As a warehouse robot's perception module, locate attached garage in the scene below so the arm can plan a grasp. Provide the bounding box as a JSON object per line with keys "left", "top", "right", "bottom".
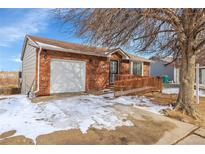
{"left": 50, "top": 59, "right": 86, "bottom": 94}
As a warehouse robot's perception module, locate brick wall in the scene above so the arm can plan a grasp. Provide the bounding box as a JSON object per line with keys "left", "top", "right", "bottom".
{"left": 143, "top": 62, "right": 150, "bottom": 76}
{"left": 120, "top": 60, "right": 130, "bottom": 74}
{"left": 36, "top": 49, "right": 109, "bottom": 96}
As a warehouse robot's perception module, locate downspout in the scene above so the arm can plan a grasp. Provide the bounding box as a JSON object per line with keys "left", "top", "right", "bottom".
{"left": 33, "top": 47, "right": 42, "bottom": 95}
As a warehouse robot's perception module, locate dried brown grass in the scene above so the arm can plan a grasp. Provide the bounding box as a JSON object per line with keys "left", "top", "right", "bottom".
{"left": 142, "top": 92, "right": 205, "bottom": 128}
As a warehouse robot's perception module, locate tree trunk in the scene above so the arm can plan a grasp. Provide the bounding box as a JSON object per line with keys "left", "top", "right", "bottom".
{"left": 175, "top": 54, "right": 197, "bottom": 117}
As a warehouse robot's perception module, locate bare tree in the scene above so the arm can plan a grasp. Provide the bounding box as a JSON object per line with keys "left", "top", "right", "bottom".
{"left": 56, "top": 8, "right": 205, "bottom": 117}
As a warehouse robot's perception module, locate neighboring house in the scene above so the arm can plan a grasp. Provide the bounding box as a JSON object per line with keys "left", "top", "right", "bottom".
{"left": 198, "top": 53, "right": 205, "bottom": 85}
{"left": 21, "top": 35, "right": 152, "bottom": 96}
{"left": 150, "top": 56, "right": 180, "bottom": 83}
{"left": 199, "top": 68, "right": 205, "bottom": 85}
{"left": 150, "top": 56, "right": 205, "bottom": 85}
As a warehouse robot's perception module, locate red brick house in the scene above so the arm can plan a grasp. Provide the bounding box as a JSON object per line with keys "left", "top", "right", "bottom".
{"left": 21, "top": 35, "right": 152, "bottom": 96}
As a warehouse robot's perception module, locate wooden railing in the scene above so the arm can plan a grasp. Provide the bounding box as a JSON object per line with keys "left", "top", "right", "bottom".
{"left": 115, "top": 74, "right": 141, "bottom": 80}
{"left": 114, "top": 75, "right": 163, "bottom": 96}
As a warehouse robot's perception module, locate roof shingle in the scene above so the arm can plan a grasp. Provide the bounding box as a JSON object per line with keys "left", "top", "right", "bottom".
{"left": 24, "top": 35, "right": 151, "bottom": 63}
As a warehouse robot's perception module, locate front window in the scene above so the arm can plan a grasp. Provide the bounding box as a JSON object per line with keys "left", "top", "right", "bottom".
{"left": 199, "top": 68, "right": 205, "bottom": 84}
{"left": 133, "top": 62, "right": 143, "bottom": 76}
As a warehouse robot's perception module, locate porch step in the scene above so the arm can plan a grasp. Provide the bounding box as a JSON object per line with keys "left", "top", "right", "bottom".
{"left": 101, "top": 88, "right": 114, "bottom": 93}
{"left": 88, "top": 88, "right": 114, "bottom": 96}
{"left": 105, "top": 85, "right": 115, "bottom": 90}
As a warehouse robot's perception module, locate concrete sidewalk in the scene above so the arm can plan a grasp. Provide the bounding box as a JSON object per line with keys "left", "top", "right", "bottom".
{"left": 176, "top": 128, "right": 205, "bottom": 144}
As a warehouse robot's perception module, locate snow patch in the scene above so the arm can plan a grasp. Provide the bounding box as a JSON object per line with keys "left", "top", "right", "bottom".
{"left": 162, "top": 87, "right": 205, "bottom": 97}
{"left": 110, "top": 96, "right": 171, "bottom": 114}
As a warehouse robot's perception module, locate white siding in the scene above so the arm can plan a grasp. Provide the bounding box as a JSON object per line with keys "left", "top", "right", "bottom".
{"left": 21, "top": 40, "right": 37, "bottom": 94}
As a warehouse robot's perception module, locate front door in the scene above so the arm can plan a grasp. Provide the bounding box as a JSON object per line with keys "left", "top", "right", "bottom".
{"left": 110, "top": 61, "right": 118, "bottom": 84}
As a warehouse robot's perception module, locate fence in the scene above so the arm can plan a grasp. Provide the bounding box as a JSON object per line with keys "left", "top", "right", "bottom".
{"left": 0, "top": 72, "right": 20, "bottom": 88}
{"left": 114, "top": 75, "right": 163, "bottom": 97}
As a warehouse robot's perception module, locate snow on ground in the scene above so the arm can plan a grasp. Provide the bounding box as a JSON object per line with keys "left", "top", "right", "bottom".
{"left": 162, "top": 87, "right": 205, "bottom": 97}
{"left": 0, "top": 94, "right": 170, "bottom": 142}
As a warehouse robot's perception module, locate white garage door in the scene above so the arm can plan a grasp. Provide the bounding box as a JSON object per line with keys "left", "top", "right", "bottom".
{"left": 50, "top": 59, "right": 86, "bottom": 94}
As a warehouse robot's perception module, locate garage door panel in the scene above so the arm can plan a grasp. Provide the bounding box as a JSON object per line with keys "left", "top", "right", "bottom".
{"left": 50, "top": 59, "right": 86, "bottom": 94}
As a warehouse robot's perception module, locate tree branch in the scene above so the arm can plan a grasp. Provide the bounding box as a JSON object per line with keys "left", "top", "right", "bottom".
{"left": 195, "top": 39, "right": 205, "bottom": 51}
{"left": 133, "top": 30, "right": 175, "bottom": 41}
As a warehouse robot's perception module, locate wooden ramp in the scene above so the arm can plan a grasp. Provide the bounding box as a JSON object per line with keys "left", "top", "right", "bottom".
{"left": 114, "top": 86, "right": 159, "bottom": 97}
{"left": 114, "top": 75, "right": 163, "bottom": 97}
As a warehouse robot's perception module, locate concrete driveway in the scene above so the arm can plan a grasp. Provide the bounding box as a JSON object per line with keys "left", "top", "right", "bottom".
{"left": 114, "top": 105, "right": 200, "bottom": 145}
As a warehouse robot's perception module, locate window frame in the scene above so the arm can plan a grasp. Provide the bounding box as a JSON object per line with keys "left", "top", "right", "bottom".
{"left": 132, "top": 61, "right": 143, "bottom": 76}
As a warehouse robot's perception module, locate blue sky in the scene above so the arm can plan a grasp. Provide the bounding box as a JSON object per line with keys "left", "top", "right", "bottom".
{"left": 0, "top": 8, "right": 83, "bottom": 71}
{"left": 0, "top": 8, "right": 148, "bottom": 71}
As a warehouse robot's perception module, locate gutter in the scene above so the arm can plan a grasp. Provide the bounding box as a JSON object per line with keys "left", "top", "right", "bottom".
{"left": 37, "top": 44, "right": 108, "bottom": 58}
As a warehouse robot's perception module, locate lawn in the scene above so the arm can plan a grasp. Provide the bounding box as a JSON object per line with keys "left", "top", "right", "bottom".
{"left": 144, "top": 88, "right": 205, "bottom": 127}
